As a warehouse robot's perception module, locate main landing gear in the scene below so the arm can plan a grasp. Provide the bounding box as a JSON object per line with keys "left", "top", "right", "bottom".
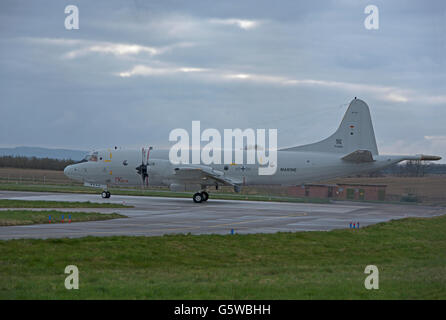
{"left": 193, "top": 191, "right": 209, "bottom": 203}
{"left": 101, "top": 191, "right": 111, "bottom": 199}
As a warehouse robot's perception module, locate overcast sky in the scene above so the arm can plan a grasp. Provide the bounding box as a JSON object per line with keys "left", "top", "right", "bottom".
{"left": 1, "top": 0, "right": 445, "bottom": 161}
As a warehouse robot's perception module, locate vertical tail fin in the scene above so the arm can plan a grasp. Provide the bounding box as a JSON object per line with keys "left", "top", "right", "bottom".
{"left": 281, "top": 98, "right": 379, "bottom": 155}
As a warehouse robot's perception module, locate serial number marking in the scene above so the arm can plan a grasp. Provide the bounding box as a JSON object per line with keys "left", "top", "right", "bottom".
{"left": 280, "top": 168, "right": 296, "bottom": 172}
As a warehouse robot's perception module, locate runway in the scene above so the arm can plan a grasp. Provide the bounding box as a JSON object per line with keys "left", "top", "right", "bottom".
{"left": 1, "top": 191, "right": 445, "bottom": 240}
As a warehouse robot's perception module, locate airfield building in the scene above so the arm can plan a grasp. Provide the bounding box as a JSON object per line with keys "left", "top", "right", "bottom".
{"left": 288, "top": 183, "right": 387, "bottom": 201}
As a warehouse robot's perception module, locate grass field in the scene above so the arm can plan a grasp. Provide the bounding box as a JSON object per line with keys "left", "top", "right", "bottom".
{"left": 0, "top": 167, "right": 75, "bottom": 185}
{"left": 0, "top": 210, "right": 125, "bottom": 226}
{"left": 0, "top": 215, "right": 445, "bottom": 299}
{"left": 0, "top": 199, "right": 132, "bottom": 208}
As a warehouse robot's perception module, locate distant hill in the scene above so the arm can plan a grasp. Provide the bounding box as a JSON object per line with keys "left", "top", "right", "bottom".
{"left": 0, "top": 147, "right": 87, "bottom": 161}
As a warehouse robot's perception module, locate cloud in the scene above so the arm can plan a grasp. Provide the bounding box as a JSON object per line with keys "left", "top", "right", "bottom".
{"left": 65, "top": 43, "right": 163, "bottom": 59}
{"left": 118, "top": 65, "right": 209, "bottom": 77}
{"left": 23, "top": 37, "right": 84, "bottom": 46}
{"left": 4, "top": 2, "right": 444, "bottom": 156}
{"left": 223, "top": 73, "right": 446, "bottom": 105}
{"left": 208, "top": 18, "right": 262, "bottom": 30}
{"left": 23, "top": 37, "right": 193, "bottom": 59}
{"left": 65, "top": 41, "right": 195, "bottom": 59}
{"left": 117, "top": 64, "right": 446, "bottom": 105}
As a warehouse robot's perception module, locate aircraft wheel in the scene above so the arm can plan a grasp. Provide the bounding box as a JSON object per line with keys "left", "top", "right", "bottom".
{"left": 106, "top": 191, "right": 111, "bottom": 198}
{"left": 201, "top": 191, "right": 209, "bottom": 202}
{"left": 193, "top": 192, "right": 203, "bottom": 203}
{"left": 101, "top": 191, "right": 108, "bottom": 199}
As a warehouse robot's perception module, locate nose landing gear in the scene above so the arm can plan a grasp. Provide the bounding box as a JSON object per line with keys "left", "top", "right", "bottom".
{"left": 193, "top": 191, "right": 209, "bottom": 203}
{"left": 101, "top": 191, "right": 111, "bottom": 199}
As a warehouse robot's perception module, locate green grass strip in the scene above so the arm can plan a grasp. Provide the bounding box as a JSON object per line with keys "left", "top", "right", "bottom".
{"left": 0, "top": 215, "right": 445, "bottom": 299}
{"left": 0, "top": 199, "right": 131, "bottom": 208}
{"left": 0, "top": 210, "right": 125, "bottom": 226}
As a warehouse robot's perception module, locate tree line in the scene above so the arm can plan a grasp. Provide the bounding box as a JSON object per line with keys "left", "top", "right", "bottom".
{"left": 0, "top": 156, "right": 76, "bottom": 171}
{"left": 380, "top": 161, "right": 446, "bottom": 176}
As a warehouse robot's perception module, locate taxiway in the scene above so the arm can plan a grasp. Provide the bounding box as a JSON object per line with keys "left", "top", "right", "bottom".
{"left": 0, "top": 191, "right": 444, "bottom": 240}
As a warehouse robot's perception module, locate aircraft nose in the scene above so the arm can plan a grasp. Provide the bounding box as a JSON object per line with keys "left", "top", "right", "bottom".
{"left": 64, "top": 165, "right": 73, "bottom": 178}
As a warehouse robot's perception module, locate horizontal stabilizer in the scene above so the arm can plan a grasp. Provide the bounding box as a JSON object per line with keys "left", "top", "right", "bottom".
{"left": 342, "top": 149, "right": 375, "bottom": 163}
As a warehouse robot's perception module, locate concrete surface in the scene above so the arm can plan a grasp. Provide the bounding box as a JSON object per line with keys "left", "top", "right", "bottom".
{"left": 0, "top": 191, "right": 445, "bottom": 240}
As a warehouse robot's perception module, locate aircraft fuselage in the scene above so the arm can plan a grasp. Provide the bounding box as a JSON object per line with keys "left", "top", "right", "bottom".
{"left": 64, "top": 148, "right": 405, "bottom": 188}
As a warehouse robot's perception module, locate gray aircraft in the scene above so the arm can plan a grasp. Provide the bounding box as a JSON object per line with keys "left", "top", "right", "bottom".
{"left": 64, "top": 98, "right": 441, "bottom": 202}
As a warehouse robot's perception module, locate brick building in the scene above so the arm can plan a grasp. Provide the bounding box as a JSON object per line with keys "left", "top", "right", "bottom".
{"left": 288, "top": 183, "right": 387, "bottom": 201}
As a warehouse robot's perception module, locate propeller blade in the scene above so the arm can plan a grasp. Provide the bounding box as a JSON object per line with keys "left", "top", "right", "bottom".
{"left": 136, "top": 147, "right": 149, "bottom": 187}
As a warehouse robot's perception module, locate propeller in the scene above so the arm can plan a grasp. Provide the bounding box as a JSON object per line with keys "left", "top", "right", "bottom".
{"left": 136, "top": 146, "right": 152, "bottom": 187}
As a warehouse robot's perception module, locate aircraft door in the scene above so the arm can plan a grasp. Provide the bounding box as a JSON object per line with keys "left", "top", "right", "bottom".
{"left": 102, "top": 149, "right": 113, "bottom": 183}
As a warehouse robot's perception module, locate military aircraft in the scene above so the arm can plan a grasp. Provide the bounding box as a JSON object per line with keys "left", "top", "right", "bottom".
{"left": 64, "top": 98, "right": 441, "bottom": 203}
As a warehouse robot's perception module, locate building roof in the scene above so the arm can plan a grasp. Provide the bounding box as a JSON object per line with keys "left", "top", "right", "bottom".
{"left": 336, "top": 183, "right": 387, "bottom": 187}
{"left": 293, "top": 183, "right": 387, "bottom": 188}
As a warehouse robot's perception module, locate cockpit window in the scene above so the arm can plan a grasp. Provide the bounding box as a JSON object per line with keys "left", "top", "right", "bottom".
{"left": 77, "top": 157, "right": 88, "bottom": 164}
{"left": 89, "top": 152, "right": 98, "bottom": 162}
{"left": 79, "top": 152, "right": 98, "bottom": 163}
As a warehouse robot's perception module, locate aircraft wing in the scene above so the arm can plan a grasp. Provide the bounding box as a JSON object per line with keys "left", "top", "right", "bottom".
{"left": 173, "top": 166, "right": 242, "bottom": 187}
{"left": 342, "top": 150, "right": 375, "bottom": 163}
